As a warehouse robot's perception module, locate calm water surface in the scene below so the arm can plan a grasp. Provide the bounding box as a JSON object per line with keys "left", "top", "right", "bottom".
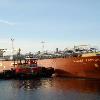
{"left": 0, "top": 77, "right": 100, "bottom": 100}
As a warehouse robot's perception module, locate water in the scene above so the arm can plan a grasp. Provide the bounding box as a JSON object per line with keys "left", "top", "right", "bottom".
{"left": 0, "top": 77, "right": 100, "bottom": 100}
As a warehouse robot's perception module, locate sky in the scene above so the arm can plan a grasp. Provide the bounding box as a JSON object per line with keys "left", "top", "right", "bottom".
{"left": 0, "top": 0, "right": 100, "bottom": 54}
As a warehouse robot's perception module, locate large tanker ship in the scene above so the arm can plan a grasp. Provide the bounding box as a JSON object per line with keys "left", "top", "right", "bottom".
{"left": 0, "top": 45, "right": 100, "bottom": 79}
{"left": 37, "top": 45, "right": 100, "bottom": 79}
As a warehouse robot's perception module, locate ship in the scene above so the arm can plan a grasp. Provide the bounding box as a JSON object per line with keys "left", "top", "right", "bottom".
{"left": 0, "top": 45, "right": 100, "bottom": 79}
{"left": 37, "top": 45, "right": 100, "bottom": 79}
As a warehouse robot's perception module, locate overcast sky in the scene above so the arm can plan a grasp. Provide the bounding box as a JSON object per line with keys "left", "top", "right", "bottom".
{"left": 0, "top": 0, "right": 100, "bottom": 53}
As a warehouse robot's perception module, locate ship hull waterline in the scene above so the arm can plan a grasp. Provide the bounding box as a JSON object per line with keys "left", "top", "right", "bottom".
{"left": 37, "top": 56, "right": 100, "bottom": 79}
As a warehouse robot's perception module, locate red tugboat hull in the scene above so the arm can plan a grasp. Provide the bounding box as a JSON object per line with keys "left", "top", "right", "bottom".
{"left": 14, "top": 57, "right": 54, "bottom": 78}
{"left": 0, "top": 57, "right": 54, "bottom": 79}
{"left": 37, "top": 56, "right": 100, "bottom": 79}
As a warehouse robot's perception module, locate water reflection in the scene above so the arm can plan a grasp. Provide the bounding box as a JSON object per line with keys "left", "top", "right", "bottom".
{"left": 11, "top": 78, "right": 54, "bottom": 90}
{"left": 11, "top": 77, "right": 100, "bottom": 93}
{"left": 53, "top": 78, "right": 100, "bottom": 93}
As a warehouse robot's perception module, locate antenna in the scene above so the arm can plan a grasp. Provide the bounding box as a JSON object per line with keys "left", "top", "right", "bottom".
{"left": 11, "top": 38, "right": 14, "bottom": 59}
{"left": 11, "top": 38, "right": 14, "bottom": 52}
{"left": 41, "top": 41, "right": 45, "bottom": 52}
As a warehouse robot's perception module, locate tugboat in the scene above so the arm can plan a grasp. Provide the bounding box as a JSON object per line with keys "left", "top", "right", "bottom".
{"left": 0, "top": 47, "right": 54, "bottom": 79}
{"left": 14, "top": 56, "right": 55, "bottom": 79}
{"left": 1, "top": 57, "right": 54, "bottom": 79}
